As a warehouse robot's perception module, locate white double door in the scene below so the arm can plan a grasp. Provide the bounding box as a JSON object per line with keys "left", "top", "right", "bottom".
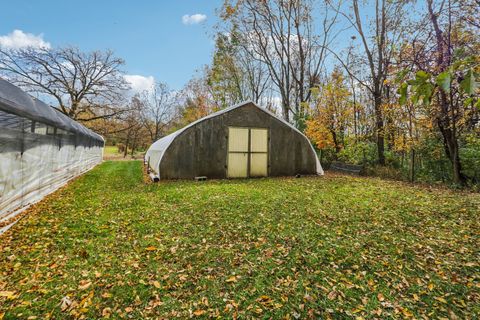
{"left": 227, "top": 127, "right": 268, "bottom": 178}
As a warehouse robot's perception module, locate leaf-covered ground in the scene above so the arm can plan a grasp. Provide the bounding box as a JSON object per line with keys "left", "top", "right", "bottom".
{"left": 1, "top": 161, "right": 479, "bottom": 319}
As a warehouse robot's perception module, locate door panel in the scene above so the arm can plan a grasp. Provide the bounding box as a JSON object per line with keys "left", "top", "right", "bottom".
{"left": 227, "top": 153, "right": 248, "bottom": 178}
{"left": 250, "top": 153, "right": 268, "bottom": 177}
{"left": 227, "top": 127, "right": 268, "bottom": 178}
{"left": 228, "top": 127, "right": 249, "bottom": 152}
{"left": 250, "top": 128, "right": 268, "bottom": 152}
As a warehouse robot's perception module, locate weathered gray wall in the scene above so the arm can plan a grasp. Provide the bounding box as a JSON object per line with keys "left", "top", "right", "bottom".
{"left": 160, "top": 103, "right": 317, "bottom": 179}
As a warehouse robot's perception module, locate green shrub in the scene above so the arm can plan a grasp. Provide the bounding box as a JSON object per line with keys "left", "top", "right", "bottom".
{"left": 460, "top": 133, "right": 480, "bottom": 184}
{"left": 337, "top": 140, "right": 377, "bottom": 165}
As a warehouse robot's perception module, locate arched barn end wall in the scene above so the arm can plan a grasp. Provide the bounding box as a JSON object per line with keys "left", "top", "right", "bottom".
{"left": 155, "top": 102, "right": 321, "bottom": 180}
{"left": 0, "top": 79, "right": 104, "bottom": 233}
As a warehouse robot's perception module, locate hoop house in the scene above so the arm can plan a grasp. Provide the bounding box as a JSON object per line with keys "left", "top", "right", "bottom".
{"left": 145, "top": 101, "right": 323, "bottom": 180}
{"left": 0, "top": 79, "right": 104, "bottom": 232}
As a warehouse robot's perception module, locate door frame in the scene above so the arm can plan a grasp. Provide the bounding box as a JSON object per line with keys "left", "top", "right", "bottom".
{"left": 226, "top": 126, "right": 269, "bottom": 178}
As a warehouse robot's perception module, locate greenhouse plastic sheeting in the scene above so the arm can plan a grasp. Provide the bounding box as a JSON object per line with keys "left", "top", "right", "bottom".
{"left": 0, "top": 79, "right": 103, "bottom": 232}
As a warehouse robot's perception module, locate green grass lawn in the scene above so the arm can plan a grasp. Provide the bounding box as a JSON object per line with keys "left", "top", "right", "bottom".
{"left": 103, "top": 146, "right": 119, "bottom": 156}
{"left": 1, "top": 161, "right": 479, "bottom": 319}
{"left": 102, "top": 146, "right": 143, "bottom": 161}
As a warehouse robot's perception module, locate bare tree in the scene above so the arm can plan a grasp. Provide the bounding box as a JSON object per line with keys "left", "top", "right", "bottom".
{"left": 0, "top": 46, "right": 129, "bottom": 121}
{"left": 424, "top": 0, "right": 469, "bottom": 183}
{"left": 222, "top": 0, "right": 339, "bottom": 124}
{"left": 328, "top": 0, "right": 408, "bottom": 165}
{"left": 236, "top": 46, "right": 272, "bottom": 103}
{"left": 138, "top": 82, "right": 175, "bottom": 142}
{"left": 120, "top": 96, "right": 146, "bottom": 157}
{"left": 457, "top": 0, "right": 480, "bottom": 30}
{"left": 208, "top": 30, "right": 272, "bottom": 107}
{"left": 391, "top": 0, "right": 480, "bottom": 184}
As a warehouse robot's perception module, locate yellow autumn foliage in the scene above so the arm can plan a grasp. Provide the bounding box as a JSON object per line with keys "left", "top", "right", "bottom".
{"left": 306, "top": 68, "right": 352, "bottom": 151}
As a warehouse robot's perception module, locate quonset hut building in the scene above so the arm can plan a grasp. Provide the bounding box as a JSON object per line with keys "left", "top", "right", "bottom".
{"left": 145, "top": 101, "right": 323, "bottom": 180}
{"left": 0, "top": 79, "right": 104, "bottom": 232}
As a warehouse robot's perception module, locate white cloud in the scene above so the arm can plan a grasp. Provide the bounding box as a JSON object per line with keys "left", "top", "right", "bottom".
{"left": 124, "top": 74, "right": 155, "bottom": 94}
{"left": 0, "top": 29, "right": 51, "bottom": 50}
{"left": 182, "top": 14, "right": 207, "bottom": 25}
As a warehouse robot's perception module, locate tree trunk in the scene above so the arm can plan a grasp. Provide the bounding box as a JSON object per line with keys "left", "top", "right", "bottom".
{"left": 282, "top": 101, "right": 290, "bottom": 122}
{"left": 384, "top": 85, "right": 394, "bottom": 150}
{"left": 426, "top": 0, "right": 465, "bottom": 185}
{"left": 331, "top": 130, "right": 341, "bottom": 155}
{"left": 448, "top": 134, "right": 464, "bottom": 185}
{"left": 438, "top": 122, "right": 465, "bottom": 184}
{"left": 352, "top": 85, "right": 358, "bottom": 139}
{"left": 374, "top": 94, "right": 385, "bottom": 165}
{"left": 436, "top": 90, "right": 466, "bottom": 185}
{"left": 131, "top": 142, "right": 136, "bottom": 156}
{"left": 124, "top": 131, "right": 130, "bottom": 158}
{"left": 409, "top": 149, "right": 415, "bottom": 182}
{"left": 452, "top": 145, "right": 464, "bottom": 185}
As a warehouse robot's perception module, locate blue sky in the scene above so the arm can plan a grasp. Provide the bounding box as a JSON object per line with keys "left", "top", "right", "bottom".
{"left": 0, "top": 1, "right": 409, "bottom": 95}
{"left": 0, "top": 0, "right": 223, "bottom": 91}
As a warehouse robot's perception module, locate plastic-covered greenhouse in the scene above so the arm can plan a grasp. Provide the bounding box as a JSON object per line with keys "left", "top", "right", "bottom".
{"left": 0, "top": 78, "right": 104, "bottom": 233}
